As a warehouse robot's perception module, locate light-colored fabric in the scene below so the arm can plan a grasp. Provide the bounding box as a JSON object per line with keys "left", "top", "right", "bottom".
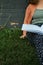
{"left": 32, "top": 9, "right": 43, "bottom": 24}
{"left": 22, "top": 24, "right": 43, "bottom": 35}
{"left": 24, "top": 4, "right": 43, "bottom": 24}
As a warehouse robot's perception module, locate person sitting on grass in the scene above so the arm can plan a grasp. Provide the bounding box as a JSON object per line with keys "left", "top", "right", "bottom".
{"left": 20, "top": 0, "right": 43, "bottom": 65}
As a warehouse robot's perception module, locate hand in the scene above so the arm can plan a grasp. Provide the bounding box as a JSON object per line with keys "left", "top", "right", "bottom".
{"left": 20, "top": 34, "right": 26, "bottom": 39}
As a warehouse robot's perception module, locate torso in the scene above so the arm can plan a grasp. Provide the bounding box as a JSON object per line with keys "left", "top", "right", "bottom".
{"left": 29, "top": 4, "right": 43, "bottom": 24}
{"left": 32, "top": 9, "right": 43, "bottom": 24}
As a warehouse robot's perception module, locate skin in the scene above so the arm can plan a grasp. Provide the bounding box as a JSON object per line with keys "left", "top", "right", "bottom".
{"left": 20, "top": 0, "right": 43, "bottom": 39}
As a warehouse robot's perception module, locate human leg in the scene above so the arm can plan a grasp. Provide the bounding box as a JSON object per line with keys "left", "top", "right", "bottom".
{"left": 33, "top": 34, "right": 43, "bottom": 65}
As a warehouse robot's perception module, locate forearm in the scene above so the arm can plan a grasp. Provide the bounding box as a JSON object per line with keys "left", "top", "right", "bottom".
{"left": 22, "top": 30, "right": 27, "bottom": 35}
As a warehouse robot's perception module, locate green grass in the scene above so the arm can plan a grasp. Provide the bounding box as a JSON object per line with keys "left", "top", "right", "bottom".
{"left": 0, "top": 28, "right": 40, "bottom": 65}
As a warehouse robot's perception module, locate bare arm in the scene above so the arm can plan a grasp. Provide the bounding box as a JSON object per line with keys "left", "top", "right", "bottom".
{"left": 23, "top": 4, "right": 32, "bottom": 24}
{"left": 20, "top": 4, "right": 36, "bottom": 38}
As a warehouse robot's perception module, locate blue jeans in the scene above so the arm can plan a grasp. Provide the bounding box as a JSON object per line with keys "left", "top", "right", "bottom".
{"left": 27, "top": 23, "right": 43, "bottom": 65}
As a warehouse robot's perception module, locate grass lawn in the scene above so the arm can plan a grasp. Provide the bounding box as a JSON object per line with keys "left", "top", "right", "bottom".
{"left": 0, "top": 28, "right": 40, "bottom": 65}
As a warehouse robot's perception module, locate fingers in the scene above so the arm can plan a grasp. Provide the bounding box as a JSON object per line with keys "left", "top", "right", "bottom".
{"left": 20, "top": 35, "right": 26, "bottom": 39}
{"left": 20, "top": 36, "right": 24, "bottom": 39}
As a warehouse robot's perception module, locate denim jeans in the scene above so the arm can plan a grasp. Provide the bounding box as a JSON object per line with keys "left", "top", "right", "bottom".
{"left": 27, "top": 23, "right": 43, "bottom": 65}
